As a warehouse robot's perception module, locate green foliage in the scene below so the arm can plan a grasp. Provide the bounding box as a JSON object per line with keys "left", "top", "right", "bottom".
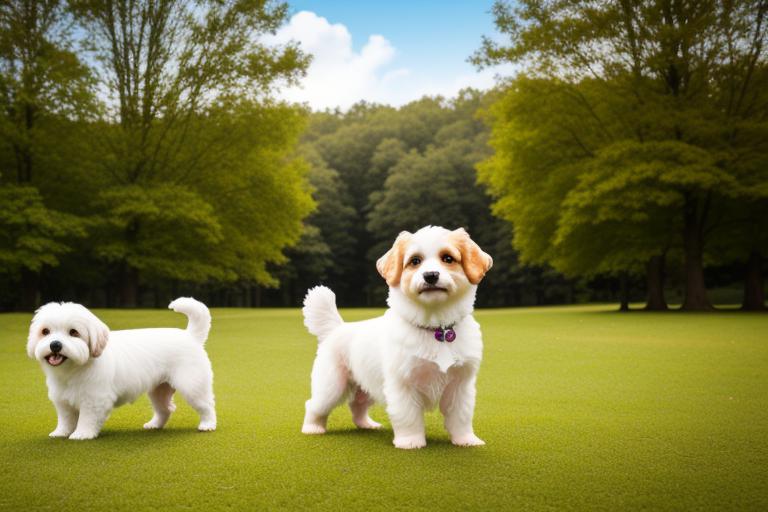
{"left": 0, "top": 1, "right": 96, "bottom": 310}
{"left": 280, "top": 89, "right": 571, "bottom": 307}
{"left": 93, "top": 184, "right": 225, "bottom": 282}
{"left": 367, "top": 132, "right": 487, "bottom": 247}
{"left": 0, "top": 1, "right": 97, "bottom": 134}
{"left": 65, "top": 1, "right": 312, "bottom": 296}
{"left": 478, "top": 77, "right": 597, "bottom": 268}
{"left": 296, "top": 145, "right": 357, "bottom": 278}
{"left": 3, "top": 1, "right": 763, "bottom": 310}
{"left": 0, "top": 1, "right": 315, "bottom": 308}
{"left": 197, "top": 102, "right": 315, "bottom": 287}
{"left": 0, "top": 185, "right": 85, "bottom": 273}
{"left": 475, "top": 1, "right": 768, "bottom": 308}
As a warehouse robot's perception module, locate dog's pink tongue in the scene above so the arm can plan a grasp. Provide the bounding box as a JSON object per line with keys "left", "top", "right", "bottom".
{"left": 49, "top": 354, "right": 63, "bottom": 366}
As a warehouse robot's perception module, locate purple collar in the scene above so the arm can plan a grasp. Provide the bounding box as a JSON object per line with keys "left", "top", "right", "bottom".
{"left": 421, "top": 325, "right": 456, "bottom": 343}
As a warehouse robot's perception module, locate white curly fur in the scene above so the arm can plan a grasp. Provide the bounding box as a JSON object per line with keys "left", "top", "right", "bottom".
{"left": 27, "top": 297, "right": 216, "bottom": 440}
{"left": 302, "top": 226, "right": 492, "bottom": 449}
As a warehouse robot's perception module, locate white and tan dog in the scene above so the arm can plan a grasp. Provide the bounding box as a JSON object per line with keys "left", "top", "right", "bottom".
{"left": 302, "top": 225, "right": 492, "bottom": 449}
{"left": 27, "top": 298, "right": 216, "bottom": 440}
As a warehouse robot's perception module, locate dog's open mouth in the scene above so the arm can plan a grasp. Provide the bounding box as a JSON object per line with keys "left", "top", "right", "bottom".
{"left": 45, "top": 354, "right": 67, "bottom": 366}
{"left": 419, "top": 286, "right": 448, "bottom": 294}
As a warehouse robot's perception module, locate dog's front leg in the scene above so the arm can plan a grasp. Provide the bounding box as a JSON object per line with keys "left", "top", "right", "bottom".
{"left": 385, "top": 382, "right": 426, "bottom": 449}
{"left": 440, "top": 366, "right": 485, "bottom": 447}
{"left": 49, "top": 401, "right": 78, "bottom": 438}
{"left": 69, "top": 401, "right": 112, "bottom": 440}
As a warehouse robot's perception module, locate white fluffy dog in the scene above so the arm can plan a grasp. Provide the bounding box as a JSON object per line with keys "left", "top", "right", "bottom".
{"left": 27, "top": 297, "right": 216, "bottom": 440}
{"left": 302, "top": 226, "right": 493, "bottom": 449}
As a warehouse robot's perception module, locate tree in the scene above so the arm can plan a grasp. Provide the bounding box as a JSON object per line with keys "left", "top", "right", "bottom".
{"left": 474, "top": 0, "right": 768, "bottom": 310}
{"left": 69, "top": 0, "right": 310, "bottom": 305}
{"left": 0, "top": 0, "right": 95, "bottom": 183}
{"left": 0, "top": 185, "right": 85, "bottom": 307}
{"left": 367, "top": 90, "right": 528, "bottom": 305}
{"left": 303, "top": 101, "right": 431, "bottom": 304}
{"left": 262, "top": 145, "right": 358, "bottom": 306}
{"left": 292, "top": 89, "right": 575, "bottom": 308}
{"left": 709, "top": 195, "right": 768, "bottom": 311}
{"left": 0, "top": 0, "right": 95, "bottom": 309}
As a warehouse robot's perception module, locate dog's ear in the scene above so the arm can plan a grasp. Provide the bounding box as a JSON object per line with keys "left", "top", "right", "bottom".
{"left": 26, "top": 306, "right": 47, "bottom": 359}
{"left": 86, "top": 312, "right": 110, "bottom": 358}
{"left": 376, "top": 231, "right": 412, "bottom": 286}
{"left": 451, "top": 228, "right": 493, "bottom": 284}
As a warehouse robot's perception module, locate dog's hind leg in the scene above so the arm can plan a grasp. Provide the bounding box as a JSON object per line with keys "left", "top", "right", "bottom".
{"left": 303, "top": 348, "right": 348, "bottom": 434}
{"left": 349, "top": 387, "right": 381, "bottom": 430}
{"left": 172, "top": 364, "right": 217, "bottom": 432}
{"left": 144, "top": 382, "right": 176, "bottom": 430}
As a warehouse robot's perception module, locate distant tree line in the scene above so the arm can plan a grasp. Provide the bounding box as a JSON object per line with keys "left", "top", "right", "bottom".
{"left": 260, "top": 92, "right": 584, "bottom": 308}
{"left": 1, "top": 0, "right": 765, "bottom": 311}
{"left": 259, "top": 87, "right": 762, "bottom": 310}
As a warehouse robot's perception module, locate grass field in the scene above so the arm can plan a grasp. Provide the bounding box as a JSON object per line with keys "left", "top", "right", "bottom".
{"left": 1, "top": 305, "right": 766, "bottom": 511}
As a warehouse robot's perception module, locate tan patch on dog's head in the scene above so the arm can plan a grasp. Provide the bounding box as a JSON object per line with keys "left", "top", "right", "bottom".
{"left": 376, "top": 231, "right": 412, "bottom": 286}
{"left": 449, "top": 228, "right": 493, "bottom": 284}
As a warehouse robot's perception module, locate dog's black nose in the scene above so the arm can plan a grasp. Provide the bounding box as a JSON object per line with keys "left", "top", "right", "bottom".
{"left": 50, "top": 341, "right": 63, "bottom": 353}
{"left": 423, "top": 271, "right": 440, "bottom": 285}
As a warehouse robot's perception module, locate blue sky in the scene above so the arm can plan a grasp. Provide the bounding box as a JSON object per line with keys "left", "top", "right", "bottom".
{"left": 269, "top": 1, "right": 513, "bottom": 109}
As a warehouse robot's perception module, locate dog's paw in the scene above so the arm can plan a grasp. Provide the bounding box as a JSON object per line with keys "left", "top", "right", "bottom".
{"left": 353, "top": 417, "right": 382, "bottom": 430}
{"left": 302, "top": 423, "right": 326, "bottom": 435}
{"left": 68, "top": 430, "right": 98, "bottom": 440}
{"left": 143, "top": 420, "right": 164, "bottom": 430}
{"left": 49, "top": 429, "right": 72, "bottom": 438}
{"left": 197, "top": 421, "right": 216, "bottom": 432}
{"left": 393, "top": 435, "right": 426, "bottom": 449}
{"left": 451, "top": 433, "right": 485, "bottom": 447}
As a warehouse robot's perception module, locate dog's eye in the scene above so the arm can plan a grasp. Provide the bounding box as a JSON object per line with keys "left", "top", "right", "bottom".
{"left": 441, "top": 254, "right": 455, "bottom": 264}
{"left": 69, "top": 329, "right": 80, "bottom": 338}
{"left": 409, "top": 256, "right": 422, "bottom": 267}
{"left": 42, "top": 328, "right": 50, "bottom": 336}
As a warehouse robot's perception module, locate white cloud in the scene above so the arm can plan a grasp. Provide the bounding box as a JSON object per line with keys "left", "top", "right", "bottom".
{"left": 399, "top": 66, "right": 513, "bottom": 103}
{"left": 267, "top": 11, "right": 513, "bottom": 110}
{"left": 267, "top": 11, "right": 405, "bottom": 109}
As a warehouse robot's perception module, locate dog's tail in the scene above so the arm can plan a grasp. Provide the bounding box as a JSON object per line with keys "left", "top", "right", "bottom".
{"left": 169, "top": 297, "right": 211, "bottom": 344}
{"left": 302, "top": 286, "right": 343, "bottom": 343}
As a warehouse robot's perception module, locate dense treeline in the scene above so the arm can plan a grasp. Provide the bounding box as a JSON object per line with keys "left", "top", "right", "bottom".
{"left": 1, "top": 1, "right": 765, "bottom": 311}
{"left": 260, "top": 92, "right": 584, "bottom": 308}
{"left": 260, "top": 89, "right": 759, "bottom": 309}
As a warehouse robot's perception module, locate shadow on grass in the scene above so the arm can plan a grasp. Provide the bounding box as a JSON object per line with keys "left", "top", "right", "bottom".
{"left": 13, "top": 426, "right": 206, "bottom": 450}
{"left": 318, "top": 427, "right": 390, "bottom": 441}
{"left": 312, "top": 427, "right": 481, "bottom": 452}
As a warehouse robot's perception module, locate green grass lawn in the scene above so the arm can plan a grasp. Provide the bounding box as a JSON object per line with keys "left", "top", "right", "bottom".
{"left": 1, "top": 305, "right": 766, "bottom": 511}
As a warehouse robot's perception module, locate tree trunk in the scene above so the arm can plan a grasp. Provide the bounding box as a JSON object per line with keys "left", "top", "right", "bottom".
{"left": 242, "top": 285, "right": 251, "bottom": 307}
{"left": 119, "top": 264, "right": 139, "bottom": 307}
{"left": 681, "top": 197, "right": 713, "bottom": 310}
{"left": 742, "top": 251, "right": 766, "bottom": 311}
{"left": 644, "top": 254, "right": 668, "bottom": 311}
{"left": 281, "top": 280, "right": 292, "bottom": 307}
{"left": 619, "top": 272, "right": 630, "bottom": 311}
{"left": 20, "top": 268, "right": 40, "bottom": 311}
{"left": 251, "top": 286, "right": 261, "bottom": 308}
